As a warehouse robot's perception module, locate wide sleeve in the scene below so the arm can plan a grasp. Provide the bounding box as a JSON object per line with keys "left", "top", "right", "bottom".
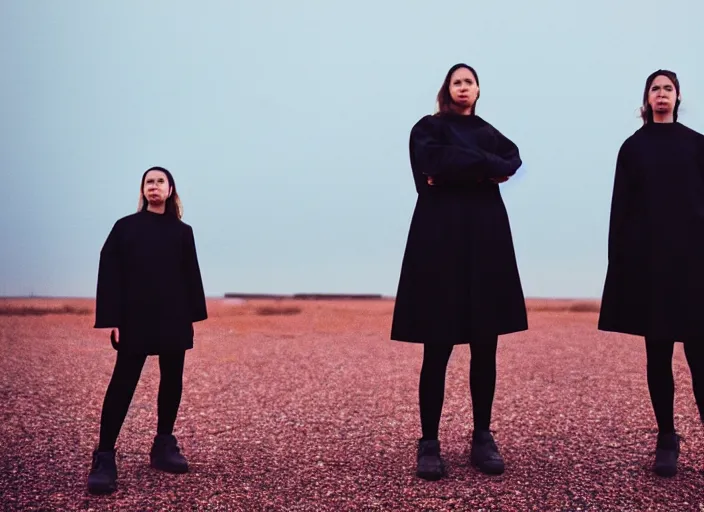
{"left": 485, "top": 126, "right": 523, "bottom": 177}
{"left": 183, "top": 225, "right": 208, "bottom": 323}
{"left": 697, "top": 132, "right": 704, "bottom": 178}
{"left": 94, "top": 222, "right": 123, "bottom": 328}
{"left": 606, "top": 144, "right": 632, "bottom": 262}
{"left": 409, "top": 116, "right": 508, "bottom": 181}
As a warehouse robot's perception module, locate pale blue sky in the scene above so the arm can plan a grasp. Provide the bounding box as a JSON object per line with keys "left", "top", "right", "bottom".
{"left": 2, "top": 1, "right": 703, "bottom": 298}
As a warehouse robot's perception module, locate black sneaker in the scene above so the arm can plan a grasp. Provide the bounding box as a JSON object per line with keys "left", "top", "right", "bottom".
{"left": 150, "top": 434, "right": 189, "bottom": 474}
{"left": 653, "top": 432, "right": 680, "bottom": 477}
{"left": 416, "top": 439, "right": 446, "bottom": 481}
{"left": 87, "top": 450, "right": 117, "bottom": 495}
{"left": 470, "top": 430, "right": 505, "bottom": 475}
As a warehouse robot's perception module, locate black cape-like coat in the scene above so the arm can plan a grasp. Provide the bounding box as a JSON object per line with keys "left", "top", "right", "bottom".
{"left": 599, "top": 121, "right": 704, "bottom": 341}
{"left": 94, "top": 210, "right": 208, "bottom": 354}
{"left": 391, "top": 113, "right": 528, "bottom": 345}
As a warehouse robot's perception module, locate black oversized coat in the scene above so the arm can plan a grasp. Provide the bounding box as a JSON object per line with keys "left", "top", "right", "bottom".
{"left": 599, "top": 122, "right": 704, "bottom": 341}
{"left": 390, "top": 113, "right": 528, "bottom": 345}
{"left": 94, "top": 210, "right": 208, "bottom": 355}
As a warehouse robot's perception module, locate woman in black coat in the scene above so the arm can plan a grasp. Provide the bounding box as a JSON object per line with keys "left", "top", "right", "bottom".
{"left": 391, "top": 63, "right": 527, "bottom": 481}
{"left": 599, "top": 69, "right": 704, "bottom": 478}
{"left": 87, "top": 166, "right": 208, "bottom": 495}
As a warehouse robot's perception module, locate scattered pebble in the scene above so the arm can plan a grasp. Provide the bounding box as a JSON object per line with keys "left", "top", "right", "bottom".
{"left": 0, "top": 299, "right": 702, "bottom": 511}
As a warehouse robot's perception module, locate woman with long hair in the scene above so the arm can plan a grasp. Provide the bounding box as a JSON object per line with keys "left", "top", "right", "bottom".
{"left": 391, "top": 63, "right": 527, "bottom": 480}
{"left": 87, "top": 166, "right": 208, "bottom": 494}
{"left": 599, "top": 69, "right": 704, "bottom": 477}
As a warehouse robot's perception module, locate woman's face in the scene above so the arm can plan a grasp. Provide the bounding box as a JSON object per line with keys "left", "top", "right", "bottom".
{"left": 448, "top": 67, "right": 479, "bottom": 112}
{"left": 142, "top": 170, "right": 171, "bottom": 205}
{"left": 647, "top": 75, "right": 678, "bottom": 117}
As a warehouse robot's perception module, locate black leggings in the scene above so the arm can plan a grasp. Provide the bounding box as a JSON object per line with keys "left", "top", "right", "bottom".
{"left": 98, "top": 351, "right": 186, "bottom": 451}
{"left": 645, "top": 338, "right": 704, "bottom": 434}
{"left": 419, "top": 337, "right": 498, "bottom": 440}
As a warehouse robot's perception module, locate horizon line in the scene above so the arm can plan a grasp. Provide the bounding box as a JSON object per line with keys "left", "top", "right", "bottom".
{"left": 0, "top": 293, "right": 603, "bottom": 301}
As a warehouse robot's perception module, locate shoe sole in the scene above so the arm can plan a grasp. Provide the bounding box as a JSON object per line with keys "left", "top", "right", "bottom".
{"left": 471, "top": 460, "right": 505, "bottom": 475}
{"left": 87, "top": 483, "right": 116, "bottom": 495}
{"left": 654, "top": 467, "right": 677, "bottom": 478}
{"left": 416, "top": 470, "right": 445, "bottom": 481}
{"left": 150, "top": 460, "right": 189, "bottom": 474}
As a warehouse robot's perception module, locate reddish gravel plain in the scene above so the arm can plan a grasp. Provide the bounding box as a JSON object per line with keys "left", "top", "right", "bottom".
{"left": 1, "top": 298, "right": 703, "bottom": 511}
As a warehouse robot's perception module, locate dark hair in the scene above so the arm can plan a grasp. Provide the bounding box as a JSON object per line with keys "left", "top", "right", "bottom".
{"left": 640, "top": 69, "right": 680, "bottom": 124}
{"left": 138, "top": 166, "right": 183, "bottom": 219}
{"left": 435, "top": 63, "right": 480, "bottom": 115}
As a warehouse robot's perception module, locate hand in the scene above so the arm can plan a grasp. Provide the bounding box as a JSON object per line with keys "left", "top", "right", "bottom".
{"left": 490, "top": 176, "right": 509, "bottom": 184}
{"left": 427, "top": 176, "right": 435, "bottom": 186}
{"left": 111, "top": 328, "right": 119, "bottom": 344}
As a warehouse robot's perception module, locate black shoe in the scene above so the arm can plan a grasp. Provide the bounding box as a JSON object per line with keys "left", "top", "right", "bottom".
{"left": 470, "top": 430, "right": 505, "bottom": 475}
{"left": 150, "top": 434, "right": 189, "bottom": 474}
{"left": 653, "top": 432, "right": 680, "bottom": 477}
{"left": 87, "top": 450, "right": 117, "bottom": 495}
{"left": 416, "top": 439, "right": 446, "bottom": 481}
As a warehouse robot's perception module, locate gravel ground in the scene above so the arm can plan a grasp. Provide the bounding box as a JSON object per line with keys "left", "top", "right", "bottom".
{"left": 0, "top": 298, "right": 703, "bottom": 511}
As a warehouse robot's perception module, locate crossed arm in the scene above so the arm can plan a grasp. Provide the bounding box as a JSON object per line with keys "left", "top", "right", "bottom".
{"left": 409, "top": 117, "right": 522, "bottom": 187}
